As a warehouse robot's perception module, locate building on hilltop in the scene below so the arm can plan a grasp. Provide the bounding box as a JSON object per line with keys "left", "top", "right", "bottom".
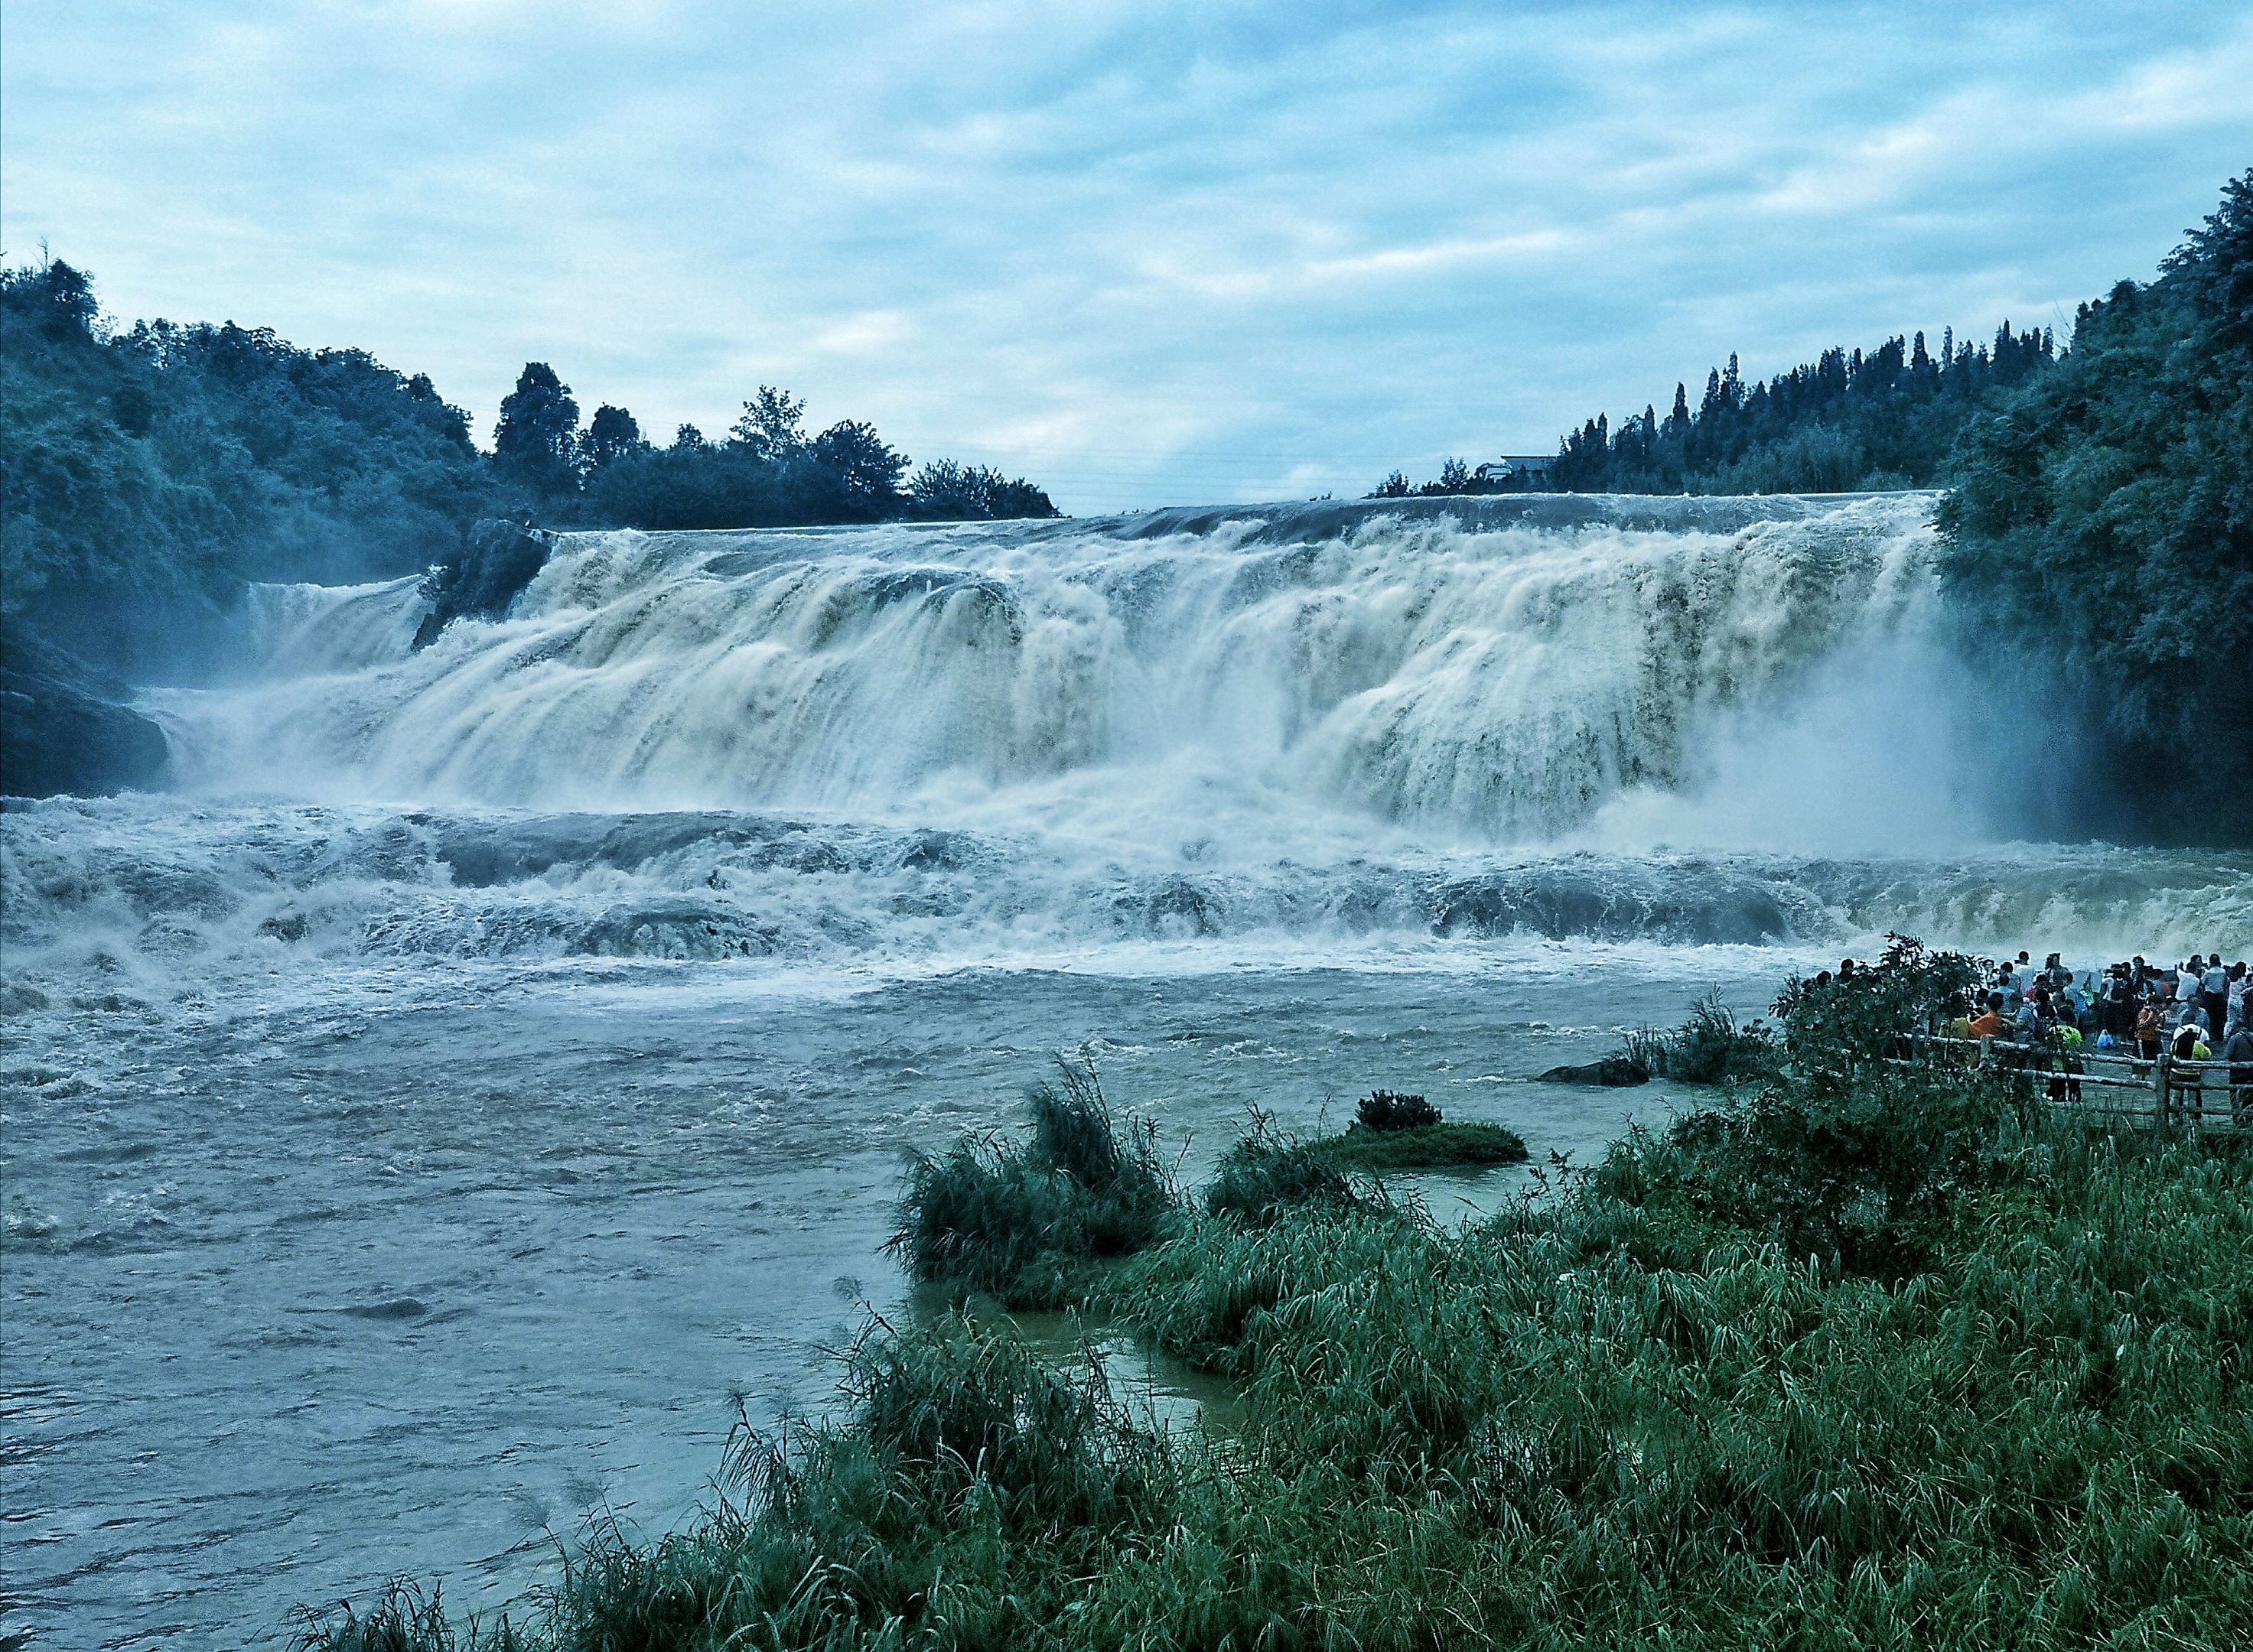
{"left": 1474, "top": 454, "right": 1555, "bottom": 485}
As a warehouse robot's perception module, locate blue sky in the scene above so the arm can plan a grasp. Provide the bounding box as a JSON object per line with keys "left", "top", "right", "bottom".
{"left": 5, "top": 2, "right": 2248, "bottom": 513}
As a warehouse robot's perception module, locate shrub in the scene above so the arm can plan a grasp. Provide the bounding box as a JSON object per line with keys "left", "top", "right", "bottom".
{"left": 1354, "top": 1089, "right": 1441, "bottom": 1131}
{"left": 890, "top": 1061, "right": 1178, "bottom": 1305}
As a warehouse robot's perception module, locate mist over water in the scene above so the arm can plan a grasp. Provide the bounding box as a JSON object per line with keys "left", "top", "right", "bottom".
{"left": 7, "top": 496, "right": 2247, "bottom": 1647}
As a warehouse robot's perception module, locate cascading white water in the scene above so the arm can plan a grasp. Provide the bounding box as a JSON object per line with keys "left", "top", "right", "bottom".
{"left": 7, "top": 493, "right": 2240, "bottom": 981}
{"left": 158, "top": 494, "right": 1959, "bottom": 846}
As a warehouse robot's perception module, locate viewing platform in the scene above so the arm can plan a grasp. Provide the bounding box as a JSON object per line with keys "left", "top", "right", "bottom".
{"left": 1895, "top": 1034, "right": 2249, "bottom": 1133}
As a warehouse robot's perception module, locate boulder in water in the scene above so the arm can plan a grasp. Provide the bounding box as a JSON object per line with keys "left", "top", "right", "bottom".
{"left": 412, "top": 517, "right": 555, "bottom": 648}
{"left": 1537, "top": 1057, "right": 1650, "bottom": 1087}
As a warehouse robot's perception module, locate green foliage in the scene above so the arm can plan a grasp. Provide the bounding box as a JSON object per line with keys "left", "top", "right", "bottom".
{"left": 1204, "top": 1114, "right": 1363, "bottom": 1226}
{"left": 1373, "top": 324, "right": 2056, "bottom": 499}
{"left": 1770, "top": 934, "right": 1991, "bottom": 1068}
{"left": 1938, "top": 171, "right": 2253, "bottom": 839}
{"left": 0, "top": 259, "right": 504, "bottom": 675}
{"left": 492, "top": 363, "right": 581, "bottom": 496}
{"left": 1354, "top": 1088, "right": 1441, "bottom": 1131}
{"left": 290, "top": 1579, "right": 526, "bottom": 1651}
{"left": 1314, "top": 1120, "right": 1527, "bottom": 1172}
{"left": 1622, "top": 988, "right": 1779, "bottom": 1085}
{"left": 908, "top": 459, "right": 1060, "bottom": 522}
{"left": 890, "top": 1062, "right": 1177, "bottom": 1306}
{"left": 1, "top": 261, "right": 1062, "bottom": 681}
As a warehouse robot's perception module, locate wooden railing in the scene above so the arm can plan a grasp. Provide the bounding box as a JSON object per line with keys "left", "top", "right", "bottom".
{"left": 1890, "top": 1032, "right": 2250, "bottom": 1132}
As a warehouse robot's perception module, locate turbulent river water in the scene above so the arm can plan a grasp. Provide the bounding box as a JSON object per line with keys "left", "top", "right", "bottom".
{"left": 5, "top": 494, "right": 2248, "bottom": 1648}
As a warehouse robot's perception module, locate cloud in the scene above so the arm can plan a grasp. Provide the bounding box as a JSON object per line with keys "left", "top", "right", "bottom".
{"left": 4, "top": 2, "right": 2248, "bottom": 512}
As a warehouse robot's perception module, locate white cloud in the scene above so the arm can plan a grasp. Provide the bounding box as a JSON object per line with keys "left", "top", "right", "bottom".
{"left": 3, "top": 2, "right": 2248, "bottom": 512}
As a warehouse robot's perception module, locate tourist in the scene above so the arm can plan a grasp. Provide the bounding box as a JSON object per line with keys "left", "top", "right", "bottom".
{"left": 2014, "top": 990, "right": 2046, "bottom": 1046}
{"left": 1969, "top": 993, "right": 2007, "bottom": 1040}
{"left": 2225, "top": 1019, "right": 2253, "bottom": 1123}
{"left": 2135, "top": 995, "right": 2165, "bottom": 1061}
{"left": 2056, "top": 1010, "right": 2085, "bottom": 1102}
{"left": 2229, "top": 962, "right": 2247, "bottom": 1037}
{"left": 2199, "top": 954, "right": 2229, "bottom": 1046}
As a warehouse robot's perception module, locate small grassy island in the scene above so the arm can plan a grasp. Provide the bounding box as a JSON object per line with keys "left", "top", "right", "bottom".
{"left": 304, "top": 943, "right": 2253, "bottom": 1650}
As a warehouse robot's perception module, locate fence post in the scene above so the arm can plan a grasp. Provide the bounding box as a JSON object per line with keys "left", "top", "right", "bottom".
{"left": 2155, "top": 1048, "right": 2172, "bottom": 1130}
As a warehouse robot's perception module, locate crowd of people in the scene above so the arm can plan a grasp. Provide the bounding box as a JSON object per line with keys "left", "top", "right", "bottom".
{"left": 1936, "top": 949, "right": 2253, "bottom": 1114}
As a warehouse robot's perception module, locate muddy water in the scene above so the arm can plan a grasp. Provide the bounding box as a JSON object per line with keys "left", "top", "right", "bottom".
{"left": 5, "top": 949, "right": 1767, "bottom": 1648}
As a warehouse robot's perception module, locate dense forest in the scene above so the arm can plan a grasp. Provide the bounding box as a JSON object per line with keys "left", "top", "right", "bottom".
{"left": 0, "top": 265, "right": 1056, "bottom": 682}
{"left": 1372, "top": 323, "right": 2058, "bottom": 500}
{"left": 1939, "top": 171, "right": 2252, "bottom": 835}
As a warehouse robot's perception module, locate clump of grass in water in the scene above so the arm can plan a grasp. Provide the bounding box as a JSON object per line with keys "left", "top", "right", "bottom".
{"left": 290, "top": 1580, "right": 526, "bottom": 1650}
{"left": 1320, "top": 1121, "right": 1526, "bottom": 1172}
{"left": 888, "top": 1059, "right": 1178, "bottom": 1307}
{"left": 1203, "top": 1105, "right": 1365, "bottom": 1226}
{"left": 1622, "top": 987, "right": 1779, "bottom": 1083}
{"left": 307, "top": 941, "right": 2253, "bottom": 1649}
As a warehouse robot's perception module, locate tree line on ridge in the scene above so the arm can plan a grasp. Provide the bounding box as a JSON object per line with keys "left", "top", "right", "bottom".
{"left": 0, "top": 266, "right": 1055, "bottom": 681}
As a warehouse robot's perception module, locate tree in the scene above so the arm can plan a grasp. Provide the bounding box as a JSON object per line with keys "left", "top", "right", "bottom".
{"left": 909, "top": 459, "right": 1060, "bottom": 521}
{"left": 810, "top": 418, "right": 908, "bottom": 514}
{"left": 1937, "top": 168, "right": 2253, "bottom": 841}
{"left": 582, "top": 403, "right": 645, "bottom": 470}
{"left": 493, "top": 363, "right": 581, "bottom": 495}
{"left": 730, "top": 385, "right": 807, "bottom": 461}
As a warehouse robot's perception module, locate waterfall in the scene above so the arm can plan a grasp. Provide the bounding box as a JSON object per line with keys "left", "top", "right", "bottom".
{"left": 160, "top": 494, "right": 1958, "bottom": 847}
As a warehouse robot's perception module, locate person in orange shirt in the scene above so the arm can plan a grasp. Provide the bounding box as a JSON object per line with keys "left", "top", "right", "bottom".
{"left": 2136, "top": 996, "right": 2165, "bottom": 1061}
{"left": 1968, "top": 992, "right": 2007, "bottom": 1039}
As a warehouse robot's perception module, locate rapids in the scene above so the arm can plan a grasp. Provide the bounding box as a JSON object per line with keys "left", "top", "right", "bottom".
{"left": 5, "top": 494, "right": 2246, "bottom": 1647}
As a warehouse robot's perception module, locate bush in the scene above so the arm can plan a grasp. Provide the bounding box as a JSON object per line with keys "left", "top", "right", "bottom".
{"left": 1353, "top": 1089, "right": 1441, "bottom": 1131}
{"left": 1621, "top": 988, "right": 1779, "bottom": 1084}
{"left": 890, "top": 1061, "right": 1177, "bottom": 1306}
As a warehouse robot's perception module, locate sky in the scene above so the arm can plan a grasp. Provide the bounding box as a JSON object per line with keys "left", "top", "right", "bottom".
{"left": 5, "top": 2, "right": 2249, "bottom": 515}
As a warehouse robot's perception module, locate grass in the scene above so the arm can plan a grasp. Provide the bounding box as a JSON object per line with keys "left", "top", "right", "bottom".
{"left": 299, "top": 956, "right": 2253, "bottom": 1650}
{"left": 1623, "top": 987, "right": 1781, "bottom": 1085}
{"left": 1312, "top": 1120, "right": 1527, "bottom": 1172}
{"left": 886, "top": 1059, "right": 1177, "bottom": 1308}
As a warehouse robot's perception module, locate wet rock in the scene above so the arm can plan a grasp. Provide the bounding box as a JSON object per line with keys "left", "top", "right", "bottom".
{"left": 344, "top": 1297, "right": 428, "bottom": 1319}
{"left": 0, "top": 980, "right": 52, "bottom": 1016}
{"left": 0, "top": 638, "right": 169, "bottom": 798}
{"left": 412, "top": 517, "right": 556, "bottom": 648}
{"left": 1537, "top": 1057, "right": 1650, "bottom": 1087}
{"left": 258, "top": 908, "right": 309, "bottom": 941}
{"left": 568, "top": 901, "right": 777, "bottom": 960}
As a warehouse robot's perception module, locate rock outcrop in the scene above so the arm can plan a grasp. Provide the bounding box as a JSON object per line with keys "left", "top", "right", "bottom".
{"left": 0, "top": 639, "right": 169, "bottom": 797}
